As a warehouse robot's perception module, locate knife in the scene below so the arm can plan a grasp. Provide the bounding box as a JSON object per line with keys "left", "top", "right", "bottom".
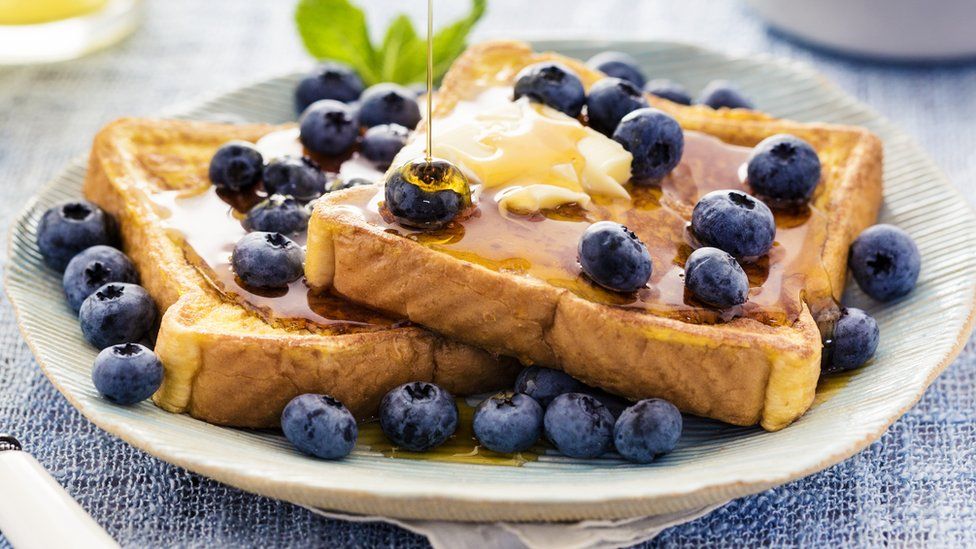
{"left": 0, "top": 434, "right": 118, "bottom": 548}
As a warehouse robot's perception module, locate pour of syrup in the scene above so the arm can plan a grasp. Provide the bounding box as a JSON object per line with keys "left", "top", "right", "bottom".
{"left": 424, "top": 0, "right": 434, "bottom": 163}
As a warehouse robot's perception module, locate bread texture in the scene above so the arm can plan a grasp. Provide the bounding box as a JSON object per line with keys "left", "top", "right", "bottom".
{"left": 307, "top": 40, "right": 883, "bottom": 431}
{"left": 84, "top": 118, "right": 518, "bottom": 428}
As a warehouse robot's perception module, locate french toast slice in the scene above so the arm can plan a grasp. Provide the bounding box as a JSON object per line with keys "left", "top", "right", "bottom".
{"left": 306, "top": 41, "right": 883, "bottom": 431}
{"left": 83, "top": 118, "right": 518, "bottom": 429}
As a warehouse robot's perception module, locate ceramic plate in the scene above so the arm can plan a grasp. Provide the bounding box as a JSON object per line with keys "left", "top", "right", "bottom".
{"left": 7, "top": 41, "right": 976, "bottom": 521}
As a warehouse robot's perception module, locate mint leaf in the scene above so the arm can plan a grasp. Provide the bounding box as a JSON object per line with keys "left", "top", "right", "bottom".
{"left": 295, "top": 0, "right": 379, "bottom": 84}
{"left": 295, "top": 0, "right": 486, "bottom": 86}
{"left": 430, "top": 0, "right": 486, "bottom": 81}
{"left": 379, "top": 15, "right": 426, "bottom": 84}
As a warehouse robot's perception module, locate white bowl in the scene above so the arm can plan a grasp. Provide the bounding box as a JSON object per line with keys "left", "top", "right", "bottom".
{"left": 748, "top": 0, "right": 976, "bottom": 60}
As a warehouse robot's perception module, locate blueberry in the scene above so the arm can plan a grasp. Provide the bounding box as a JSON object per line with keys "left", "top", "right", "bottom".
{"left": 299, "top": 100, "right": 359, "bottom": 156}
{"left": 384, "top": 158, "right": 471, "bottom": 229}
{"left": 281, "top": 393, "right": 358, "bottom": 460}
{"left": 848, "top": 224, "right": 921, "bottom": 302}
{"left": 36, "top": 201, "right": 116, "bottom": 271}
{"left": 358, "top": 83, "right": 422, "bottom": 129}
{"left": 243, "top": 195, "right": 310, "bottom": 235}
{"left": 208, "top": 141, "right": 264, "bottom": 191}
{"left": 79, "top": 283, "right": 156, "bottom": 349}
{"left": 613, "top": 399, "right": 682, "bottom": 464}
{"left": 691, "top": 190, "right": 776, "bottom": 258}
{"left": 63, "top": 245, "right": 138, "bottom": 312}
{"left": 643, "top": 79, "right": 692, "bottom": 105}
{"left": 747, "top": 134, "right": 822, "bottom": 202}
{"left": 92, "top": 343, "right": 163, "bottom": 405}
{"left": 699, "top": 80, "right": 754, "bottom": 110}
{"left": 514, "top": 366, "right": 586, "bottom": 407}
{"left": 294, "top": 62, "right": 365, "bottom": 113}
{"left": 513, "top": 62, "right": 586, "bottom": 118}
{"left": 578, "top": 221, "right": 652, "bottom": 293}
{"left": 823, "top": 307, "right": 880, "bottom": 374}
{"left": 231, "top": 232, "right": 304, "bottom": 289}
{"left": 263, "top": 156, "right": 328, "bottom": 202}
{"left": 585, "top": 389, "right": 630, "bottom": 419}
{"left": 612, "top": 108, "right": 684, "bottom": 180}
{"left": 684, "top": 247, "right": 749, "bottom": 309}
{"left": 361, "top": 124, "right": 410, "bottom": 170}
{"left": 472, "top": 391, "right": 543, "bottom": 454}
{"left": 543, "top": 393, "right": 614, "bottom": 459}
{"left": 586, "top": 77, "right": 649, "bottom": 136}
{"left": 586, "top": 51, "right": 646, "bottom": 87}
{"left": 330, "top": 177, "right": 374, "bottom": 192}
{"left": 379, "top": 381, "right": 458, "bottom": 452}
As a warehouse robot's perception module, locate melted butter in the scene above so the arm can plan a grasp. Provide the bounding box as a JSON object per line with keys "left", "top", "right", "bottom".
{"left": 357, "top": 128, "right": 835, "bottom": 326}
{"left": 358, "top": 398, "right": 541, "bottom": 466}
{"left": 392, "top": 87, "right": 632, "bottom": 213}
{"left": 146, "top": 130, "right": 395, "bottom": 332}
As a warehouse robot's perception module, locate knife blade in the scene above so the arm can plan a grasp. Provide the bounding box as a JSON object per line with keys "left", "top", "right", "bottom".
{"left": 0, "top": 434, "right": 118, "bottom": 548}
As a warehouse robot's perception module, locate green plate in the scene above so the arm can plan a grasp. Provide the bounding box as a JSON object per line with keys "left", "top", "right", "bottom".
{"left": 7, "top": 40, "right": 976, "bottom": 521}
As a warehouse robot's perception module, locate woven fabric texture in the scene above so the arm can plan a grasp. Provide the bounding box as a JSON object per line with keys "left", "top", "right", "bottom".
{"left": 1, "top": 0, "right": 975, "bottom": 546}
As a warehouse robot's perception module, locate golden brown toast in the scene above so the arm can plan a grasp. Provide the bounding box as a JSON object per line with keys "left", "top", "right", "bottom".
{"left": 306, "top": 41, "right": 883, "bottom": 431}
{"left": 83, "top": 118, "right": 518, "bottom": 429}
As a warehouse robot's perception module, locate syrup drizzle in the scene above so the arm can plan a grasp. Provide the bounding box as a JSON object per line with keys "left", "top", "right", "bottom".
{"left": 344, "top": 90, "right": 836, "bottom": 327}
{"left": 147, "top": 132, "right": 396, "bottom": 332}
{"left": 334, "top": 71, "right": 840, "bottom": 327}
{"left": 359, "top": 398, "right": 542, "bottom": 466}
{"left": 424, "top": 0, "right": 434, "bottom": 163}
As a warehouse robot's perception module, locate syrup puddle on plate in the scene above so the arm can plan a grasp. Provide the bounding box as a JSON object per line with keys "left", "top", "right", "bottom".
{"left": 813, "top": 370, "right": 857, "bottom": 406}
{"left": 357, "top": 399, "right": 545, "bottom": 466}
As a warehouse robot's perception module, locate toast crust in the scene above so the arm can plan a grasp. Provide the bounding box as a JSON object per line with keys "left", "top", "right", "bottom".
{"left": 84, "top": 118, "right": 518, "bottom": 428}
{"left": 308, "top": 41, "right": 883, "bottom": 430}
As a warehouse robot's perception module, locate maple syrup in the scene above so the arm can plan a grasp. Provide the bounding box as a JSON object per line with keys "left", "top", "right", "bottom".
{"left": 149, "top": 182, "right": 400, "bottom": 333}
{"left": 146, "top": 125, "right": 397, "bottom": 334}
{"left": 358, "top": 398, "right": 541, "bottom": 466}
{"left": 393, "top": 156, "right": 473, "bottom": 201}
{"left": 347, "top": 126, "right": 835, "bottom": 326}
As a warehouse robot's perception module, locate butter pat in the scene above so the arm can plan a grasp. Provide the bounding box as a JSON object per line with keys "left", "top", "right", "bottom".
{"left": 577, "top": 135, "right": 632, "bottom": 200}
{"left": 497, "top": 185, "right": 591, "bottom": 213}
{"left": 392, "top": 87, "right": 633, "bottom": 212}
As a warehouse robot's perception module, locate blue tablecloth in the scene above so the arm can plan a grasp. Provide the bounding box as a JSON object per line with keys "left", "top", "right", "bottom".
{"left": 1, "top": 0, "right": 974, "bottom": 546}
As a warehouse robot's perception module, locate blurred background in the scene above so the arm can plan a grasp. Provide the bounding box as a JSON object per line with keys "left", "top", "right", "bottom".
{"left": 2, "top": 1, "right": 976, "bottom": 546}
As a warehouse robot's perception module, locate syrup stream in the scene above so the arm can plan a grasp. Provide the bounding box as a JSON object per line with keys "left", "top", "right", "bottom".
{"left": 424, "top": 0, "right": 434, "bottom": 163}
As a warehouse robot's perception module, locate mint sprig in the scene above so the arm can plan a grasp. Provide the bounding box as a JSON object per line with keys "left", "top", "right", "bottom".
{"left": 295, "top": 0, "right": 486, "bottom": 86}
